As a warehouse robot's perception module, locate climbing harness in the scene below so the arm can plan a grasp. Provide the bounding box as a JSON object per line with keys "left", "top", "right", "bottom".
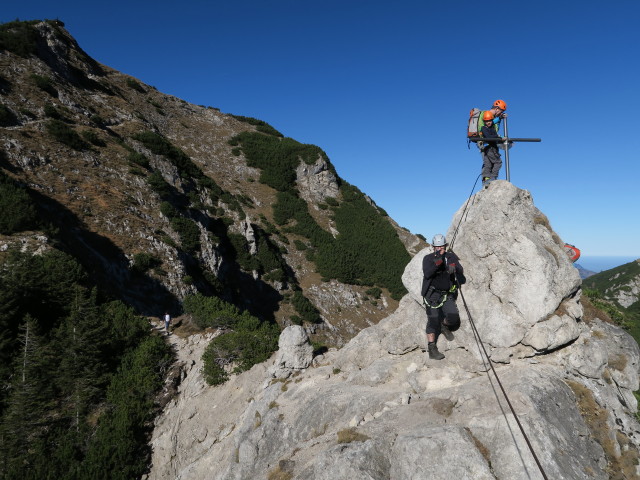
{"left": 458, "top": 286, "right": 550, "bottom": 480}
{"left": 422, "top": 290, "right": 448, "bottom": 309}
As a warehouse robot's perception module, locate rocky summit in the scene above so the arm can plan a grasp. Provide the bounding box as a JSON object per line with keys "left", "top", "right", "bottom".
{"left": 147, "top": 181, "right": 640, "bottom": 480}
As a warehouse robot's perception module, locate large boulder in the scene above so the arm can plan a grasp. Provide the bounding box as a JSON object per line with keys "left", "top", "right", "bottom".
{"left": 403, "top": 181, "right": 582, "bottom": 353}
{"left": 270, "top": 325, "right": 314, "bottom": 378}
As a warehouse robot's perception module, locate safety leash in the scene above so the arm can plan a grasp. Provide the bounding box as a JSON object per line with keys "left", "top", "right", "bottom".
{"left": 458, "top": 287, "right": 549, "bottom": 480}
{"left": 448, "top": 174, "right": 481, "bottom": 250}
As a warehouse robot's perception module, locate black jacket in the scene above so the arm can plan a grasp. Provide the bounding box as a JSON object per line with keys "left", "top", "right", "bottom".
{"left": 421, "top": 251, "right": 465, "bottom": 296}
{"left": 481, "top": 124, "right": 500, "bottom": 139}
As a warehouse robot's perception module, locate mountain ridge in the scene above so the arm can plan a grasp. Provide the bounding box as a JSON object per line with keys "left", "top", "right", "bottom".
{"left": 0, "top": 19, "right": 426, "bottom": 347}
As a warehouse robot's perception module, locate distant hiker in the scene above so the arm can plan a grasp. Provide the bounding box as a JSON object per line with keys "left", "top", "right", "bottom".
{"left": 478, "top": 99, "right": 507, "bottom": 185}
{"left": 421, "top": 234, "right": 465, "bottom": 360}
{"left": 480, "top": 111, "right": 503, "bottom": 186}
{"left": 164, "top": 312, "right": 171, "bottom": 334}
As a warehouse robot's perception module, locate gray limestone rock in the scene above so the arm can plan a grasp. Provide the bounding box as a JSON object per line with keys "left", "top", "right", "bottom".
{"left": 147, "top": 181, "right": 640, "bottom": 480}
{"left": 389, "top": 425, "right": 494, "bottom": 480}
{"left": 270, "top": 325, "right": 314, "bottom": 378}
{"left": 295, "top": 157, "right": 340, "bottom": 204}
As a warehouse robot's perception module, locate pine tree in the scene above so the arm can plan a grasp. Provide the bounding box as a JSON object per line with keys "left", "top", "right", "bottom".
{"left": 0, "top": 315, "right": 55, "bottom": 477}
{"left": 55, "top": 287, "right": 109, "bottom": 431}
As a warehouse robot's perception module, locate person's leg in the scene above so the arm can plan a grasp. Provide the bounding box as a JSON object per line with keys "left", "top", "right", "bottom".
{"left": 442, "top": 296, "right": 461, "bottom": 330}
{"left": 488, "top": 146, "right": 502, "bottom": 180}
{"left": 481, "top": 149, "right": 491, "bottom": 180}
{"left": 425, "top": 291, "right": 445, "bottom": 360}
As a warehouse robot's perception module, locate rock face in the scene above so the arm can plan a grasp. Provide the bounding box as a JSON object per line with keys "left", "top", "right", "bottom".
{"left": 148, "top": 183, "right": 640, "bottom": 479}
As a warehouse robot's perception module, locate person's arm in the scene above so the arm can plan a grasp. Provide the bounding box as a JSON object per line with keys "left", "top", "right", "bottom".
{"left": 423, "top": 253, "right": 444, "bottom": 280}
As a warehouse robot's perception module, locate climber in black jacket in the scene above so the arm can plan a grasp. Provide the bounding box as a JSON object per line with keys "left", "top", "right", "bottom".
{"left": 421, "top": 234, "right": 465, "bottom": 360}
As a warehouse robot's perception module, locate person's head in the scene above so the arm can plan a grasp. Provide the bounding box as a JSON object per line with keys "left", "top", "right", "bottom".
{"left": 482, "top": 110, "right": 494, "bottom": 125}
{"left": 491, "top": 99, "right": 507, "bottom": 116}
{"left": 432, "top": 234, "right": 447, "bottom": 253}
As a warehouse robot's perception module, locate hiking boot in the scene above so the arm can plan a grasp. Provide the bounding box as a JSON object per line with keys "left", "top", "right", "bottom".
{"left": 441, "top": 323, "right": 454, "bottom": 341}
{"left": 428, "top": 342, "right": 445, "bottom": 360}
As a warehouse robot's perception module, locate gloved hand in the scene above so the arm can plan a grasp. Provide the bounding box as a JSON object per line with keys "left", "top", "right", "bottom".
{"left": 447, "top": 263, "right": 456, "bottom": 275}
{"left": 434, "top": 254, "right": 444, "bottom": 270}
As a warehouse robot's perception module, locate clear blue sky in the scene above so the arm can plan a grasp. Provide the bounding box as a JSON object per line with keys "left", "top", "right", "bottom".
{"left": 4, "top": 1, "right": 639, "bottom": 257}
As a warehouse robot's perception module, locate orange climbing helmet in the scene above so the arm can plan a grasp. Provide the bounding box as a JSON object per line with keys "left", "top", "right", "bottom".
{"left": 493, "top": 99, "right": 507, "bottom": 111}
{"left": 482, "top": 111, "right": 494, "bottom": 121}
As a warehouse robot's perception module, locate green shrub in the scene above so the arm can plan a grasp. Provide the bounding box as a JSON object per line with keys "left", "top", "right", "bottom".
{"left": 0, "top": 171, "right": 39, "bottom": 234}
{"left": 131, "top": 253, "right": 162, "bottom": 274}
{"left": 90, "top": 114, "right": 106, "bottom": 127}
{"left": 183, "top": 293, "right": 252, "bottom": 329}
{"left": 291, "top": 290, "right": 321, "bottom": 324}
{"left": 170, "top": 217, "right": 201, "bottom": 253}
{"left": 202, "top": 316, "right": 279, "bottom": 385}
{"left": 128, "top": 151, "right": 150, "bottom": 169}
{"left": 293, "top": 239, "right": 307, "bottom": 251}
{"left": 81, "top": 129, "right": 106, "bottom": 147}
{"left": 365, "top": 287, "right": 382, "bottom": 299}
{"left": 133, "top": 131, "right": 203, "bottom": 181}
{"left": 0, "top": 104, "right": 17, "bottom": 126}
{"left": 228, "top": 232, "right": 258, "bottom": 272}
{"left": 30, "top": 73, "right": 57, "bottom": 97}
{"left": 0, "top": 20, "right": 41, "bottom": 57}
{"left": 19, "top": 108, "right": 36, "bottom": 118}
{"left": 229, "top": 115, "right": 283, "bottom": 137}
{"left": 159, "top": 201, "right": 178, "bottom": 218}
{"left": 125, "top": 78, "right": 145, "bottom": 93}
{"left": 187, "top": 191, "right": 204, "bottom": 210}
{"left": 43, "top": 103, "right": 62, "bottom": 119}
{"left": 147, "top": 170, "right": 171, "bottom": 199}
{"left": 45, "top": 119, "right": 88, "bottom": 150}
{"left": 220, "top": 191, "right": 243, "bottom": 213}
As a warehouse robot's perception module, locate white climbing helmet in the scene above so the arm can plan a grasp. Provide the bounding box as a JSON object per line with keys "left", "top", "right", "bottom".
{"left": 432, "top": 234, "right": 447, "bottom": 247}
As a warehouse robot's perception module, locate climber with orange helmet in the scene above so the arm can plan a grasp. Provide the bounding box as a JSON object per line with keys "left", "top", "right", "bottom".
{"left": 477, "top": 99, "right": 507, "bottom": 185}
{"left": 479, "top": 111, "right": 503, "bottom": 185}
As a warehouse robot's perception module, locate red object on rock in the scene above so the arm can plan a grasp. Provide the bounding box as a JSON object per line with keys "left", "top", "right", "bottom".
{"left": 564, "top": 244, "right": 581, "bottom": 262}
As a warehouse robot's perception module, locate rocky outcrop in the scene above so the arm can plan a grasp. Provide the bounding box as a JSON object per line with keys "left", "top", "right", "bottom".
{"left": 270, "top": 325, "right": 314, "bottom": 379}
{"left": 295, "top": 157, "right": 340, "bottom": 204}
{"left": 147, "top": 182, "right": 640, "bottom": 480}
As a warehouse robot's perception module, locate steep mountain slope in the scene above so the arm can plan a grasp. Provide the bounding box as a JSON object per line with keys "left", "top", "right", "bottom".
{"left": 148, "top": 181, "right": 640, "bottom": 479}
{"left": 584, "top": 260, "right": 640, "bottom": 309}
{"left": 0, "top": 19, "right": 425, "bottom": 347}
{"left": 583, "top": 259, "right": 640, "bottom": 342}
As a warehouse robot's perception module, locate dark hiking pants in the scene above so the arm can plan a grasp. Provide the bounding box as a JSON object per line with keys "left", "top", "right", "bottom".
{"left": 481, "top": 145, "right": 502, "bottom": 180}
{"left": 425, "top": 289, "right": 460, "bottom": 336}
